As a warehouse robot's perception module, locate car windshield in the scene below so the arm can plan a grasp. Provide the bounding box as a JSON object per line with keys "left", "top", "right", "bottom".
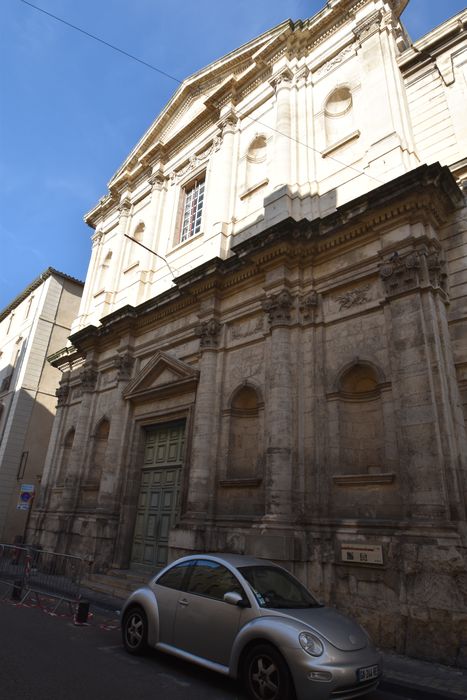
{"left": 238, "top": 565, "right": 322, "bottom": 609}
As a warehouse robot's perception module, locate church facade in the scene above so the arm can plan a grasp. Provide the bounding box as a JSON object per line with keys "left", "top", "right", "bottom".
{"left": 32, "top": 0, "right": 467, "bottom": 665}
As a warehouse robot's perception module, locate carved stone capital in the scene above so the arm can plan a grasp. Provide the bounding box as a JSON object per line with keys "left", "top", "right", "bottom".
{"left": 270, "top": 67, "right": 294, "bottom": 92}
{"left": 114, "top": 353, "right": 134, "bottom": 381}
{"left": 148, "top": 169, "right": 166, "bottom": 190}
{"left": 379, "top": 251, "right": 421, "bottom": 297}
{"left": 262, "top": 289, "right": 294, "bottom": 327}
{"left": 426, "top": 251, "right": 447, "bottom": 291}
{"left": 80, "top": 367, "right": 98, "bottom": 393}
{"left": 196, "top": 318, "right": 222, "bottom": 349}
{"left": 299, "top": 291, "right": 319, "bottom": 321}
{"left": 55, "top": 384, "right": 70, "bottom": 407}
{"left": 118, "top": 197, "right": 132, "bottom": 217}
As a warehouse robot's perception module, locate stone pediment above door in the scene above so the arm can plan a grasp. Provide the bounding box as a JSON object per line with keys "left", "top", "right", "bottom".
{"left": 123, "top": 351, "right": 199, "bottom": 402}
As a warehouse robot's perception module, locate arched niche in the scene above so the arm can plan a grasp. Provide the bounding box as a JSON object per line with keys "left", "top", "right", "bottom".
{"left": 227, "top": 383, "right": 264, "bottom": 480}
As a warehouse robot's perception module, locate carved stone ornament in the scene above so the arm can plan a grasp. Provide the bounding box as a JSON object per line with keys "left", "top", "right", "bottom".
{"left": 55, "top": 384, "right": 70, "bottom": 407}
{"left": 195, "top": 318, "right": 222, "bottom": 349}
{"left": 270, "top": 67, "right": 294, "bottom": 92}
{"left": 148, "top": 171, "right": 165, "bottom": 190}
{"left": 262, "top": 289, "right": 294, "bottom": 327}
{"left": 92, "top": 229, "right": 104, "bottom": 247}
{"left": 80, "top": 367, "right": 98, "bottom": 392}
{"left": 114, "top": 353, "right": 135, "bottom": 381}
{"left": 299, "top": 291, "right": 319, "bottom": 320}
{"left": 379, "top": 251, "right": 421, "bottom": 297}
{"left": 427, "top": 251, "right": 447, "bottom": 291}
{"left": 118, "top": 197, "right": 132, "bottom": 215}
{"left": 315, "top": 45, "right": 354, "bottom": 79}
{"left": 336, "top": 285, "right": 370, "bottom": 311}
{"left": 170, "top": 139, "right": 223, "bottom": 185}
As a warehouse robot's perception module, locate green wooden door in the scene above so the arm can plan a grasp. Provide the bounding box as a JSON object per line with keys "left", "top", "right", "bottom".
{"left": 131, "top": 422, "right": 185, "bottom": 570}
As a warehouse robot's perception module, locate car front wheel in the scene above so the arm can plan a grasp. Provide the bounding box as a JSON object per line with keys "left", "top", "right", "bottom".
{"left": 122, "top": 606, "right": 148, "bottom": 655}
{"left": 243, "top": 643, "right": 295, "bottom": 700}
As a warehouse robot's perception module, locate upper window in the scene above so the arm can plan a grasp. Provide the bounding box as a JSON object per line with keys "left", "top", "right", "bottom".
{"left": 180, "top": 177, "right": 205, "bottom": 242}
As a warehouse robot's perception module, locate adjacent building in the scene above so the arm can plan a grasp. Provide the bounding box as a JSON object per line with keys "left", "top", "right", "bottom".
{"left": 0, "top": 268, "right": 83, "bottom": 543}
{"left": 32, "top": 0, "right": 467, "bottom": 665}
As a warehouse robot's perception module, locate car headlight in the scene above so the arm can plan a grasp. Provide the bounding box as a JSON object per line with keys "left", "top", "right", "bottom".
{"left": 299, "top": 631, "right": 324, "bottom": 657}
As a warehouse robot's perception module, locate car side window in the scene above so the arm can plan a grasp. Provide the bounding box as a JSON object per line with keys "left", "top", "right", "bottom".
{"left": 156, "top": 562, "right": 192, "bottom": 591}
{"left": 186, "top": 560, "right": 243, "bottom": 601}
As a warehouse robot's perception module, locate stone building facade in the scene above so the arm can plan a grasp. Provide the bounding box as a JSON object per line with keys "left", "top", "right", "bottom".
{"left": 32, "top": 0, "right": 467, "bottom": 665}
{"left": 0, "top": 268, "right": 83, "bottom": 543}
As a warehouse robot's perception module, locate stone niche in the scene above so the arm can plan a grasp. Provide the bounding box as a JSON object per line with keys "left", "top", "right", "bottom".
{"left": 327, "top": 361, "right": 401, "bottom": 519}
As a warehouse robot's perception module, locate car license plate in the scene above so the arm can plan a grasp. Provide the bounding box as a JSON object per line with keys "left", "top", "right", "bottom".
{"left": 358, "top": 664, "right": 379, "bottom": 682}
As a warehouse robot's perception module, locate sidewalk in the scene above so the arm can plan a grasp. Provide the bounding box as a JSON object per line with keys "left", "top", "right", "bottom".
{"left": 81, "top": 584, "right": 467, "bottom": 700}
{"left": 380, "top": 650, "right": 467, "bottom": 700}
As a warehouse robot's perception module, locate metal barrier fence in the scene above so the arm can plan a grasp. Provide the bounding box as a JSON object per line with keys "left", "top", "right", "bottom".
{"left": 0, "top": 543, "right": 85, "bottom": 610}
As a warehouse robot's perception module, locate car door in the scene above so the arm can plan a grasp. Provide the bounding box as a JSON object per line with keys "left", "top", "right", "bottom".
{"left": 152, "top": 560, "right": 193, "bottom": 644}
{"left": 172, "top": 559, "right": 246, "bottom": 666}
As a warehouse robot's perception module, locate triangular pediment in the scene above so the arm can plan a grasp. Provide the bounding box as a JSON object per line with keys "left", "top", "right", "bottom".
{"left": 108, "top": 21, "right": 291, "bottom": 189}
{"left": 123, "top": 351, "right": 199, "bottom": 402}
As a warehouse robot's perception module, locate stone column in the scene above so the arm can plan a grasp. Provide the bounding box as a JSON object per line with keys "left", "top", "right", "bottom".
{"left": 271, "top": 68, "right": 293, "bottom": 190}
{"left": 262, "top": 289, "right": 295, "bottom": 519}
{"left": 97, "top": 352, "right": 134, "bottom": 513}
{"left": 184, "top": 319, "right": 222, "bottom": 519}
{"left": 60, "top": 366, "right": 98, "bottom": 512}
{"left": 379, "top": 247, "right": 466, "bottom": 521}
{"left": 213, "top": 112, "right": 236, "bottom": 235}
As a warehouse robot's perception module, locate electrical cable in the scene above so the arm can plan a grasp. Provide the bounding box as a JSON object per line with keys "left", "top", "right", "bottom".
{"left": 18, "top": 0, "right": 385, "bottom": 185}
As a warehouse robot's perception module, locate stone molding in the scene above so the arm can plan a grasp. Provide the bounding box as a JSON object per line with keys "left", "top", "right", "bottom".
{"left": 353, "top": 10, "right": 383, "bottom": 45}
{"left": 169, "top": 138, "right": 223, "bottom": 185}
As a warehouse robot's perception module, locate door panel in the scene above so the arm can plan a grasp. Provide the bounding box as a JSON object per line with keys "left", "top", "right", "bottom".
{"left": 131, "top": 422, "right": 185, "bottom": 570}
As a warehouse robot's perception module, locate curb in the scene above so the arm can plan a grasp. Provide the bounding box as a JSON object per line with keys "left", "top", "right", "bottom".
{"left": 380, "top": 677, "right": 467, "bottom": 700}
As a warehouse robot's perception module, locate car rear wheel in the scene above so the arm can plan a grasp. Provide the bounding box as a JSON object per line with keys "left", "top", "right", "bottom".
{"left": 122, "top": 606, "right": 148, "bottom": 655}
{"left": 243, "top": 643, "right": 295, "bottom": 700}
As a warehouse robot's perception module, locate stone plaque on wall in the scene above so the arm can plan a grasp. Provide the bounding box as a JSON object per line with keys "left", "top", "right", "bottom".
{"left": 341, "top": 543, "right": 383, "bottom": 565}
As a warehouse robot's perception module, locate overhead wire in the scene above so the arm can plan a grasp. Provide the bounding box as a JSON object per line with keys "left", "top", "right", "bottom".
{"left": 18, "top": 0, "right": 386, "bottom": 185}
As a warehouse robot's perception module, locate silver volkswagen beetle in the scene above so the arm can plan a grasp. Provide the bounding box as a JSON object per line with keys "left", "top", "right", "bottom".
{"left": 121, "top": 553, "right": 381, "bottom": 700}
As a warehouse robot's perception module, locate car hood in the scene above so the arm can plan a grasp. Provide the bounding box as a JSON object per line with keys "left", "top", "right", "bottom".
{"left": 268, "top": 606, "right": 368, "bottom": 651}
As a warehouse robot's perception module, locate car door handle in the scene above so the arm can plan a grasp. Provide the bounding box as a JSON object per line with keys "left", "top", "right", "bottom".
{"left": 178, "top": 598, "right": 189, "bottom": 607}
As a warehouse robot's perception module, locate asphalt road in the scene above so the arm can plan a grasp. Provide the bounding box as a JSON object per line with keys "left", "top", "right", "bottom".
{"left": 0, "top": 598, "right": 436, "bottom": 700}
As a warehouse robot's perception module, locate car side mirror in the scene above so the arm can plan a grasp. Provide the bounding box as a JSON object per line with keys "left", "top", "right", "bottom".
{"left": 224, "top": 591, "right": 248, "bottom": 607}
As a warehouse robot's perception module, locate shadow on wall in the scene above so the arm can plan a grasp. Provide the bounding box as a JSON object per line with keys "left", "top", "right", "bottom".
{"left": 0, "top": 369, "right": 55, "bottom": 545}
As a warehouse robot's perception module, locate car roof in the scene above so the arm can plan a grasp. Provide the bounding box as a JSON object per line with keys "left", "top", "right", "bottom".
{"left": 168, "top": 552, "right": 277, "bottom": 569}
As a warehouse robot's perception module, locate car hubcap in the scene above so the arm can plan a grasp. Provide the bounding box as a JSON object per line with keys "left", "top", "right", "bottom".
{"left": 126, "top": 614, "right": 143, "bottom": 647}
{"left": 251, "top": 656, "right": 279, "bottom": 699}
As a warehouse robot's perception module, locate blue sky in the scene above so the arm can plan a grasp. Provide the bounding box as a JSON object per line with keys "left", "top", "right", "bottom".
{"left": 1, "top": 0, "right": 465, "bottom": 311}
